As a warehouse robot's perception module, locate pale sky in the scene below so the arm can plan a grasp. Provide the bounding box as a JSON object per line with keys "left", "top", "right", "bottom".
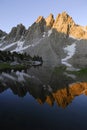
{"left": 0, "top": 0, "right": 87, "bottom": 33}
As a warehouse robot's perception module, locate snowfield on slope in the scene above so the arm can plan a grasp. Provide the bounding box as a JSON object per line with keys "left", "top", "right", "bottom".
{"left": 0, "top": 38, "right": 45, "bottom": 53}
{"left": 61, "top": 42, "right": 76, "bottom": 67}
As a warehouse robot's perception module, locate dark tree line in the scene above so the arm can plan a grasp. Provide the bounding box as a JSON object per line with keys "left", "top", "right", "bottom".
{"left": 0, "top": 50, "right": 43, "bottom": 63}
{"left": 32, "top": 55, "right": 43, "bottom": 62}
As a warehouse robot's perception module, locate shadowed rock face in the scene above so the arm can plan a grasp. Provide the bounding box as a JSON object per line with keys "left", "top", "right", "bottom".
{"left": 0, "top": 30, "right": 7, "bottom": 38}
{"left": 25, "top": 16, "right": 46, "bottom": 42}
{"left": 5, "top": 24, "right": 26, "bottom": 42}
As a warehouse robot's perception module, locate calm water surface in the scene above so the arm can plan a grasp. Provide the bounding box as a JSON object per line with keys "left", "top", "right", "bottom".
{"left": 0, "top": 66, "right": 87, "bottom": 130}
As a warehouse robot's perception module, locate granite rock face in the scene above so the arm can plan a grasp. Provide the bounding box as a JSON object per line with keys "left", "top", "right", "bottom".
{"left": 53, "top": 12, "right": 75, "bottom": 35}
{"left": 45, "top": 13, "right": 55, "bottom": 28}
{"left": 25, "top": 16, "right": 46, "bottom": 43}
{"left": 5, "top": 24, "right": 26, "bottom": 43}
{"left": 0, "top": 30, "right": 7, "bottom": 38}
{"left": 53, "top": 12, "right": 87, "bottom": 39}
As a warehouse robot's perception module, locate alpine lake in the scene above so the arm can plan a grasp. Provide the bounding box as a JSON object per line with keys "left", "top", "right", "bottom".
{"left": 0, "top": 61, "right": 87, "bottom": 130}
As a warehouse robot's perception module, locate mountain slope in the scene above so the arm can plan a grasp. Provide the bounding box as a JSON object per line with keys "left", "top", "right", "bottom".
{"left": 0, "top": 12, "right": 87, "bottom": 68}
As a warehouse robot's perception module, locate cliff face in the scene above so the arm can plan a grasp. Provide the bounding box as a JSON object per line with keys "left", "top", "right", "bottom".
{"left": 52, "top": 12, "right": 87, "bottom": 39}
{"left": 0, "top": 30, "right": 7, "bottom": 38}
{"left": 53, "top": 12, "right": 75, "bottom": 35}
{"left": 5, "top": 24, "right": 26, "bottom": 43}
{"left": 45, "top": 13, "right": 55, "bottom": 28}
{"left": 25, "top": 16, "right": 46, "bottom": 43}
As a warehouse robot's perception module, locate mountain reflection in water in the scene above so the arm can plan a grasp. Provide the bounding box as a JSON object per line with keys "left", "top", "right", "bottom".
{"left": 0, "top": 68, "right": 87, "bottom": 108}
{"left": 1, "top": 66, "right": 87, "bottom": 130}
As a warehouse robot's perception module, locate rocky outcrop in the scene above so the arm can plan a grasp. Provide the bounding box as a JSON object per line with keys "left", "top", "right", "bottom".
{"left": 36, "top": 16, "right": 44, "bottom": 23}
{"left": 45, "top": 13, "right": 55, "bottom": 28}
{"left": 53, "top": 12, "right": 75, "bottom": 35}
{"left": 5, "top": 24, "right": 26, "bottom": 42}
{"left": 0, "top": 29, "right": 7, "bottom": 38}
{"left": 70, "top": 25, "right": 87, "bottom": 39}
{"left": 52, "top": 12, "right": 87, "bottom": 39}
{"left": 25, "top": 16, "right": 46, "bottom": 42}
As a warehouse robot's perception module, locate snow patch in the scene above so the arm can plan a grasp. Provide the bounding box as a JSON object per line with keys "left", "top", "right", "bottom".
{"left": 48, "top": 29, "right": 52, "bottom": 37}
{"left": 16, "top": 71, "right": 35, "bottom": 82}
{"left": 61, "top": 43, "right": 76, "bottom": 67}
{"left": 43, "top": 32, "right": 46, "bottom": 37}
{"left": 43, "top": 30, "right": 52, "bottom": 38}
{"left": 11, "top": 41, "right": 30, "bottom": 53}
{"left": 0, "top": 41, "right": 17, "bottom": 51}
{"left": 0, "top": 38, "right": 44, "bottom": 53}
{"left": 0, "top": 40, "right": 29, "bottom": 53}
{"left": 0, "top": 36, "right": 5, "bottom": 40}
{"left": 16, "top": 41, "right": 24, "bottom": 51}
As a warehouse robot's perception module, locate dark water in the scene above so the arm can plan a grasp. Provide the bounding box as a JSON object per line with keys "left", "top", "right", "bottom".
{"left": 0, "top": 66, "right": 87, "bottom": 130}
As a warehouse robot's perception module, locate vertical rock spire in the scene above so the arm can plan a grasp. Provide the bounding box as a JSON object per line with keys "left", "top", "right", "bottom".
{"left": 45, "top": 13, "right": 55, "bottom": 28}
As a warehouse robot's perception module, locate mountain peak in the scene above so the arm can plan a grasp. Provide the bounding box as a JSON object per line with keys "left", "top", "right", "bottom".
{"left": 1, "top": 11, "right": 87, "bottom": 42}
{"left": 52, "top": 12, "right": 75, "bottom": 35}
{"left": 45, "top": 13, "right": 55, "bottom": 28}
{"left": 57, "top": 11, "right": 75, "bottom": 23}
{"left": 36, "top": 16, "right": 44, "bottom": 23}
{"left": 5, "top": 23, "right": 26, "bottom": 42}
{"left": 0, "top": 29, "right": 7, "bottom": 38}
{"left": 61, "top": 11, "right": 69, "bottom": 16}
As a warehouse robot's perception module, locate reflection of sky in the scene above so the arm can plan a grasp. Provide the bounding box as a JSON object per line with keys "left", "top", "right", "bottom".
{"left": 0, "top": 0, "right": 87, "bottom": 33}
{"left": 0, "top": 88, "right": 87, "bottom": 129}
